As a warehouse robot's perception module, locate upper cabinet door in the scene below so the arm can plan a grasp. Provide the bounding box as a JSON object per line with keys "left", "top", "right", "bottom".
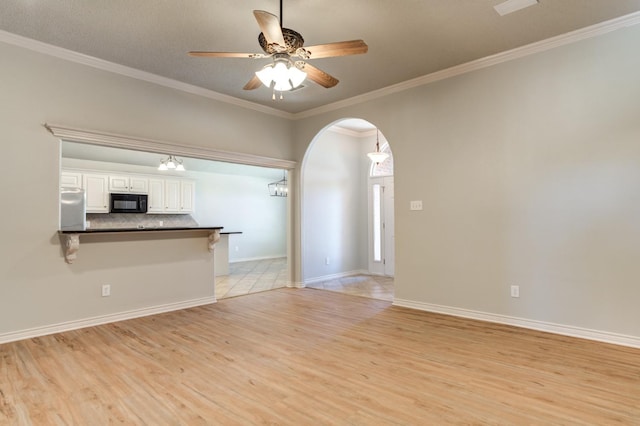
{"left": 109, "top": 175, "right": 148, "bottom": 193}
{"left": 147, "top": 179, "right": 164, "bottom": 213}
{"left": 61, "top": 171, "right": 82, "bottom": 188}
{"left": 180, "top": 180, "right": 195, "bottom": 213}
{"left": 164, "top": 179, "right": 181, "bottom": 213}
{"left": 129, "top": 177, "right": 148, "bottom": 194}
{"left": 83, "top": 174, "right": 109, "bottom": 213}
{"left": 109, "top": 175, "right": 130, "bottom": 193}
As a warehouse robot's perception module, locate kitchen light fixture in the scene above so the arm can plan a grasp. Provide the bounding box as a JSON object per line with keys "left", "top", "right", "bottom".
{"left": 494, "top": 0, "right": 539, "bottom": 16}
{"left": 256, "top": 54, "right": 307, "bottom": 99}
{"left": 367, "top": 129, "right": 389, "bottom": 164}
{"left": 158, "top": 155, "right": 185, "bottom": 171}
{"left": 268, "top": 171, "right": 288, "bottom": 197}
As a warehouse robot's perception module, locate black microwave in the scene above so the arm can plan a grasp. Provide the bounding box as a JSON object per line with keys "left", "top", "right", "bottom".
{"left": 110, "top": 193, "right": 148, "bottom": 213}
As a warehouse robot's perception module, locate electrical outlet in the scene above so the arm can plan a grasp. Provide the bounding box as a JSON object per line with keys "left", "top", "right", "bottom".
{"left": 325, "top": 257, "right": 330, "bottom": 265}
{"left": 86, "top": 220, "right": 91, "bottom": 229}
{"left": 510, "top": 285, "right": 520, "bottom": 298}
{"left": 235, "top": 246, "right": 239, "bottom": 252}
{"left": 102, "top": 284, "right": 111, "bottom": 297}
{"left": 159, "top": 220, "right": 163, "bottom": 227}
{"left": 410, "top": 200, "right": 423, "bottom": 211}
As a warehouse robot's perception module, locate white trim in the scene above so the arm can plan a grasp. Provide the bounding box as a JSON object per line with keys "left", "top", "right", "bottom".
{"left": 304, "top": 270, "right": 369, "bottom": 285}
{"left": 288, "top": 281, "right": 306, "bottom": 289}
{"left": 45, "top": 124, "right": 297, "bottom": 170}
{"left": 2, "top": 12, "right": 638, "bottom": 120}
{"left": 393, "top": 299, "right": 640, "bottom": 349}
{"left": 0, "top": 296, "right": 216, "bottom": 345}
{"left": 229, "top": 255, "right": 287, "bottom": 263}
{"left": 294, "top": 11, "right": 640, "bottom": 119}
{"left": 0, "top": 30, "right": 292, "bottom": 120}
{"left": 327, "top": 126, "right": 376, "bottom": 138}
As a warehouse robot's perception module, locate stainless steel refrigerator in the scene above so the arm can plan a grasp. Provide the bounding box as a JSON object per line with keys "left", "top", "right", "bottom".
{"left": 60, "top": 187, "right": 86, "bottom": 231}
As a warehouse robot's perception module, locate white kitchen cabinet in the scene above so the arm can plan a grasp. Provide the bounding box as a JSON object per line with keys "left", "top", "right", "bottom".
{"left": 147, "top": 178, "right": 165, "bottom": 213}
{"left": 61, "top": 171, "right": 82, "bottom": 188}
{"left": 83, "top": 173, "right": 109, "bottom": 213}
{"left": 149, "top": 178, "right": 195, "bottom": 214}
{"left": 180, "top": 180, "right": 195, "bottom": 213}
{"left": 109, "top": 175, "right": 148, "bottom": 193}
{"left": 129, "top": 177, "right": 148, "bottom": 193}
{"left": 164, "top": 179, "right": 181, "bottom": 213}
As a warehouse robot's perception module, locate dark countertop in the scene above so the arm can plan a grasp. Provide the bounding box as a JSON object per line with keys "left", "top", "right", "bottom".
{"left": 60, "top": 226, "right": 223, "bottom": 234}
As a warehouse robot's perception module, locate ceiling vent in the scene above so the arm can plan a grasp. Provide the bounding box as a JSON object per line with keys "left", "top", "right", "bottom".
{"left": 494, "top": 0, "right": 539, "bottom": 16}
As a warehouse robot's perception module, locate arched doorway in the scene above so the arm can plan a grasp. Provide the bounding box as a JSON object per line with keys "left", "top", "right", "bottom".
{"left": 301, "top": 118, "right": 394, "bottom": 301}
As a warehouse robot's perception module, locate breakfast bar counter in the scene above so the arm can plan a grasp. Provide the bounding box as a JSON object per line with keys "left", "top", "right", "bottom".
{"left": 59, "top": 227, "right": 223, "bottom": 263}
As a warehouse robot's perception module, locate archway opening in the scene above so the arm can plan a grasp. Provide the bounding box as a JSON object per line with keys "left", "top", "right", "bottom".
{"left": 300, "top": 118, "right": 394, "bottom": 301}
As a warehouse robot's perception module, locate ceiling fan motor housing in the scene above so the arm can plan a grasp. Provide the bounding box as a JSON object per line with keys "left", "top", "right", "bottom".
{"left": 259, "top": 28, "right": 304, "bottom": 54}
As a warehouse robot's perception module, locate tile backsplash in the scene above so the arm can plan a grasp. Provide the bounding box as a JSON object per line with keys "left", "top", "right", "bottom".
{"left": 86, "top": 213, "right": 199, "bottom": 229}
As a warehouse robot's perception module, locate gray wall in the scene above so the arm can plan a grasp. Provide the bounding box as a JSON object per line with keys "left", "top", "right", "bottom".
{"left": 2, "top": 22, "right": 640, "bottom": 344}
{"left": 294, "top": 25, "right": 640, "bottom": 339}
{"left": 0, "top": 40, "right": 292, "bottom": 338}
{"left": 302, "top": 129, "right": 370, "bottom": 280}
{"left": 193, "top": 171, "right": 287, "bottom": 262}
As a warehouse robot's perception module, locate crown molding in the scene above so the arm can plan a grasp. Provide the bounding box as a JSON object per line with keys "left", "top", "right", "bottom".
{"left": 2, "top": 11, "right": 639, "bottom": 122}
{"left": 293, "top": 11, "right": 640, "bottom": 120}
{"left": 327, "top": 126, "right": 375, "bottom": 138}
{"left": 45, "top": 124, "right": 296, "bottom": 170}
{"left": 0, "top": 30, "right": 293, "bottom": 120}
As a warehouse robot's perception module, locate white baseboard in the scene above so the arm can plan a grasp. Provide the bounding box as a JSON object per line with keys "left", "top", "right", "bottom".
{"left": 288, "top": 281, "right": 306, "bottom": 289}
{"left": 229, "top": 255, "right": 286, "bottom": 263}
{"left": 393, "top": 299, "right": 640, "bottom": 349}
{"left": 304, "top": 270, "right": 369, "bottom": 285}
{"left": 0, "top": 296, "right": 216, "bottom": 345}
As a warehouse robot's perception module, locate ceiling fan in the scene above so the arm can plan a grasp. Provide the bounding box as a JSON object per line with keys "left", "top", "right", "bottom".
{"left": 188, "top": 0, "right": 368, "bottom": 98}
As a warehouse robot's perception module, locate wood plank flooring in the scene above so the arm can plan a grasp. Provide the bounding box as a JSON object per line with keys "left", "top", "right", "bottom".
{"left": 1, "top": 289, "right": 639, "bottom": 425}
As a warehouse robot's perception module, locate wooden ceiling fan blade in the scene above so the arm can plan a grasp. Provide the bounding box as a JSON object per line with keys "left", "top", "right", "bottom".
{"left": 253, "top": 10, "right": 285, "bottom": 48}
{"left": 243, "top": 75, "right": 263, "bottom": 90}
{"left": 302, "top": 63, "right": 339, "bottom": 88}
{"left": 188, "top": 51, "right": 266, "bottom": 58}
{"left": 303, "top": 40, "right": 368, "bottom": 59}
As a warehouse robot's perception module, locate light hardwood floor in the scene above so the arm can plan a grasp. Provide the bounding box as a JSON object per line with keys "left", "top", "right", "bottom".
{"left": 1, "top": 289, "right": 639, "bottom": 424}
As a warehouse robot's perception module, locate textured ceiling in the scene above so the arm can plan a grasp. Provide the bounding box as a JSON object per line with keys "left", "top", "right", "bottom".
{"left": 1, "top": 0, "right": 640, "bottom": 114}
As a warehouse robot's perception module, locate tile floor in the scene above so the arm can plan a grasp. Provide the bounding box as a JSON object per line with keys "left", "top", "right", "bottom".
{"left": 305, "top": 274, "right": 395, "bottom": 302}
{"left": 215, "top": 257, "right": 394, "bottom": 302}
{"left": 215, "top": 257, "right": 290, "bottom": 300}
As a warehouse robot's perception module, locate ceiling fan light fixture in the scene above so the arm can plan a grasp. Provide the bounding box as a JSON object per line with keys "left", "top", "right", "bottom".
{"left": 255, "top": 56, "right": 307, "bottom": 93}
{"left": 289, "top": 65, "right": 307, "bottom": 88}
{"left": 256, "top": 64, "right": 275, "bottom": 87}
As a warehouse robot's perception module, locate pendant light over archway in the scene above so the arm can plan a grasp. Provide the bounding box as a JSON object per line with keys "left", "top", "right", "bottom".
{"left": 367, "top": 129, "right": 389, "bottom": 163}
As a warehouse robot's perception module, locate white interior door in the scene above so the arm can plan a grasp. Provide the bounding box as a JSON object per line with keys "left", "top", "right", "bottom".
{"left": 369, "top": 176, "right": 395, "bottom": 276}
